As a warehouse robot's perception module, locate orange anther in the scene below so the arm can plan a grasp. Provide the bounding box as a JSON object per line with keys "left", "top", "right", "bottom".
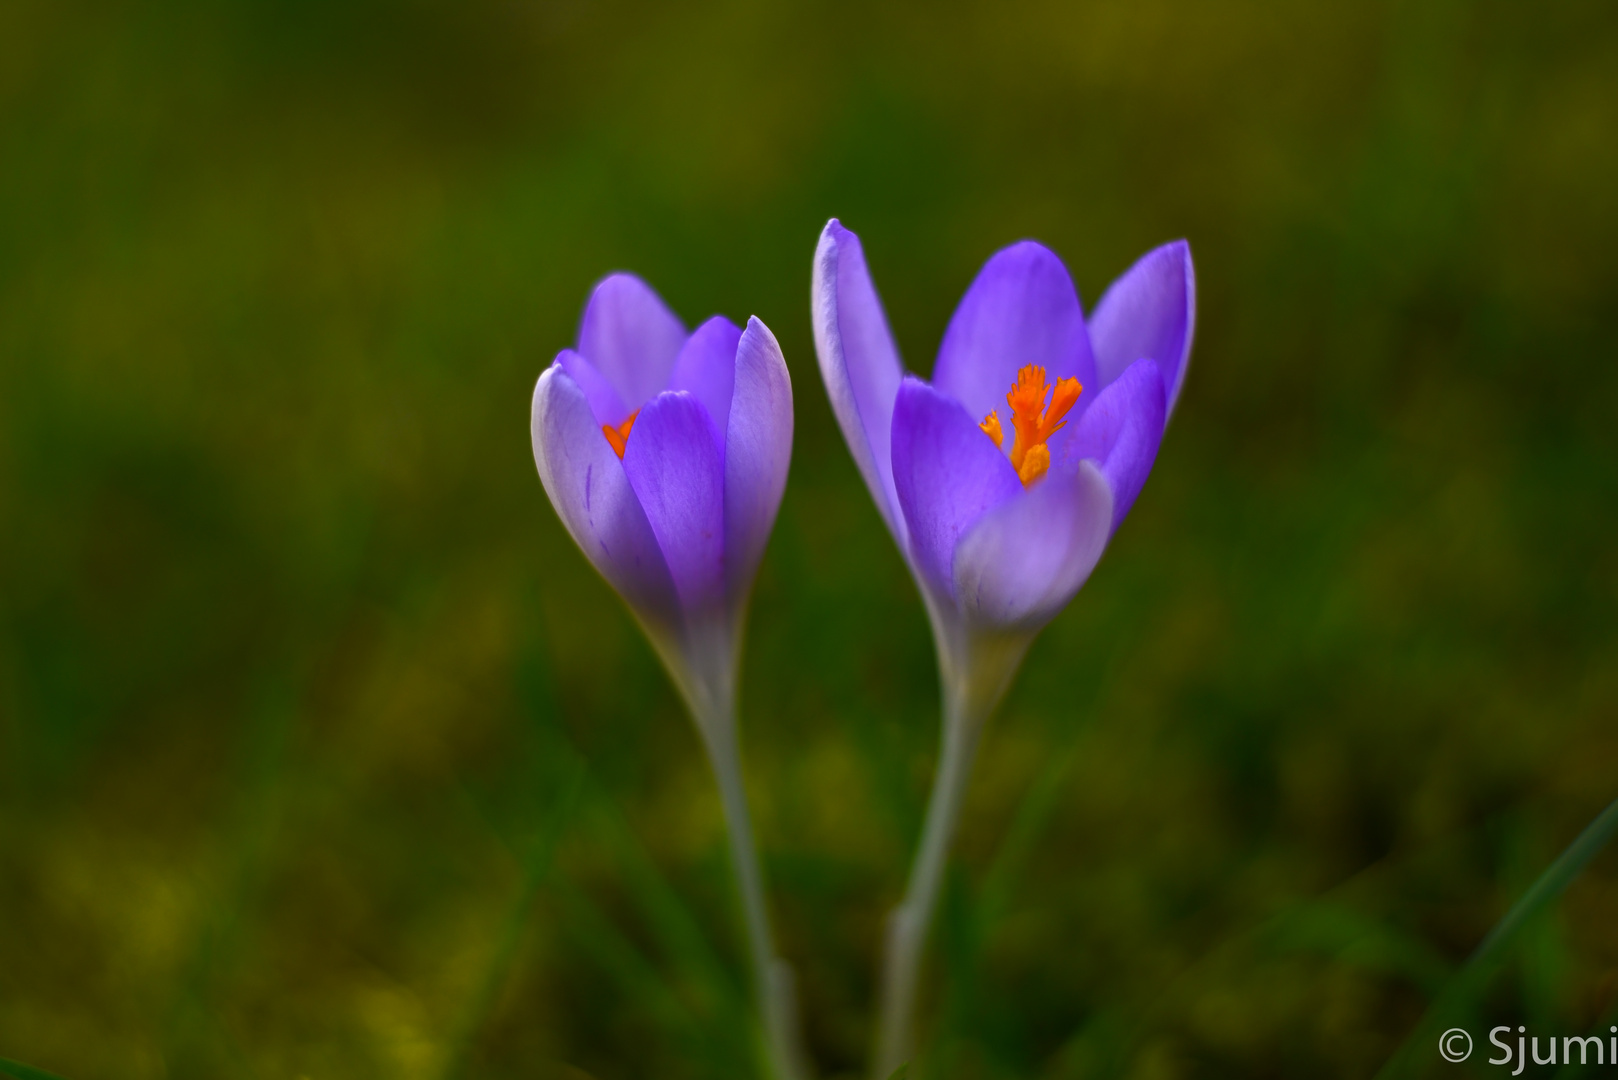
{"left": 603, "top": 410, "right": 639, "bottom": 459}
{"left": 979, "top": 410, "right": 1004, "bottom": 448}
{"left": 1018, "top": 443, "right": 1051, "bottom": 486}
{"left": 987, "top": 365, "right": 1082, "bottom": 487}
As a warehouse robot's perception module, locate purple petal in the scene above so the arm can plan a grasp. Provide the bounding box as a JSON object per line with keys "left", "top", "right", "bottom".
{"left": 1088, "top": 240, "right": 1195, "bottom": 417}
{"left": 1068, "top": 358, "right": 1167, "bottom": 532}
{"left": 577, "top": 273, "right": 688, "bottom": 410}
{"left": 621, "top": 391, "right": 726, "bottom": 613}
{"left": 891, "top": 378, "right": 1023, "bottom": 602}
{"left": 556, "top": 349, "right": 631, "bottom": 428}
{"left": 531, "top": 364, "right": 680, "bottom": 623}
{"left": 953, "top": 461, "right": 1113, "bottom": 630}
{"left": 723, "top": 317, "right": 793, "bottom": 602}
{"left": 932, "top": 240, "right": 1097, "bottom": 433}
{"left": 668, "top": 315, "right": 742, "bottom": 449}
{"left": 811, "top": 220, "right": 908, "bottom": 547}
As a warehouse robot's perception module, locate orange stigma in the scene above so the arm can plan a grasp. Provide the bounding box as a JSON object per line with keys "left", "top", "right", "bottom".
{"left": 981, "top": 365, "right": 1081, "bottom": 486}
{"left": 603, "top": 410, "right": 639, "bottom": 459}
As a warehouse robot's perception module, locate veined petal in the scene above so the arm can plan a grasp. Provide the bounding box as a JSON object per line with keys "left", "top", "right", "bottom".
{"left": 1069, "top": 358, "right": 1166, "bottom": 533}
{"left": 556, "top": 349, "right": 631, "bottom": 428}
{"left": 812, "top": 219, "right": 908, "bottom": 547}
{"left": 621, "top": 391, "right": 726, "bottom": 613}
{"left": 932, "top": 240, "right": 1097, "bottom": 433}
{"left": 891, "top": 377, "right": 1023, "bottom": 602}
{"left": 724, "top": 317, "right": 793, "bottom": 602}
{"left": 669, "top": 315, "right": 742, "bottom": 449}
{"left": 578, "top": 272, "right": 688, "bottom": 410}
{"left": 953, "top": 461, "right": 1113, "bottom": 630}
{"left": 531, "top": 364, "right": 680, "bottom": 622}
{"left": 1088, "top": 240, "right": 1195, "bottom": 417}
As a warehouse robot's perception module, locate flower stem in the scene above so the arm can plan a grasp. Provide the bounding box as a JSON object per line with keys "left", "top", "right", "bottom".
{"left": 873, "top": 622, "right": 1028, "bottom": 1078}
{"left": 873, "top": 686, "right": 985, "bottom": 1077}
{"left": 643, "top": 613, "right": 809, "bottom": 1080}
{"left": 697, "top": 699, "right": 808, "bottom": 1080}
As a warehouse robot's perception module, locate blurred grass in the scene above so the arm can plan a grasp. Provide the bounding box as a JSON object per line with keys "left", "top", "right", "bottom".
{"left": 3, "top": 0, "right": 1618, "bottom": 1077}
{"left": 0, "top": 1058, "right": 70, "bottom": 1080}
{"left": 1378, "top": 797, "right": 1618, "bottom": 1079}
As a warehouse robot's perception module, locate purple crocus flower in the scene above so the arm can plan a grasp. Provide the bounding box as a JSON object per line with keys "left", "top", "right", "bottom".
{"left": 530, "top": 273, "right": 804, "bottom": 1080}
{"left": 814, "top": 220, "right": 1192, "bottom": 653}
{"left": 811, "top": 220, "right": 1193, "bottom": 1075}
{"left": 531, "top": 273, "right": 793, "bottom": 710}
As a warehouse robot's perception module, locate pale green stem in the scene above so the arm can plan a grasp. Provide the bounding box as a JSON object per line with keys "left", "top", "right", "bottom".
{"left": 700, "top": 711, "right": 807, "bottom": 1080}
{"left": 647, "top": 614, "right": 808, "bottom": 1080}
{"left": 872, "top": 616, "right": 1029, "bottom": 1078}
{"left": 873, "top": 685, "right": 985, "bottom": 1078}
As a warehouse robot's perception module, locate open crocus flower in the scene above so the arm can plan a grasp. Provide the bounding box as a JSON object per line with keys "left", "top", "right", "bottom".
{"left": 814, "top": 220, "right": 1192, "bottom": 656}
{"left": 530, "top": 273, "right": 804, "bottom": 1080}
{"left": 811, "top": 220, "right": 1193, "bottom": 1074}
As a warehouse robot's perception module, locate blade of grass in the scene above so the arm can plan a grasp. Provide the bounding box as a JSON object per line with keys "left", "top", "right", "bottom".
{"left": 549, "top": 873, "right": 703, "bottom": 1035}
{"left": 160, "top": 673, "right": 297, "bottom": 1077}
{"left": 550, "top": 874, "right": 754, "bottom": 1077}
{"left": 441, "top": 753, "right": 586, "bottom": 1079}
{"left": 0, "top": 1057, "right": 70, "bottom": 1080}
{"left": 976, "top": 737, "right": 1079, "bottom": 930}
{"left": 1262, "top": 900, "right": 1452, "bottom": 995}
{"left": 975, "top": 633, "right": 1129, "bottom": 938}
{"left": 928, "top": 642, "right": 1123, "bottom": 1074}
{"left": 517, "top": 641, "right": 743, "bottom": 1018}
{"left": 508, "top": 703, "right": 745, "bottom": 1020}
{"left": 586, "top": 786, "right": 746, "bottom": 1010}
{"left": 1046, "top": 877, "right": 1453, "bottom": 1074}
{"left": 456, "top": 757, "right": 748, "bottom": 1075}
{"left": 1501, "top": 817, "right": 1572, "bottom": 1031}
{"left": 1376, "top": 794, "right": 1618, "bottom": 1080}
{"left": 506, "top": 639, "right": 753, "bottom": 1070}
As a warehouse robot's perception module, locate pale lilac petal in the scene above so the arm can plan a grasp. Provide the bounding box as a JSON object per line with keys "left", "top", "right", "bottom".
{"left": 668, "top": 315, "right": 742, "bottom": 448}
{"left": 1088, "top": 240, "right": 1195, "bottom": 417}
{"left": 555, "top": 349, "right": 631, "bottom": 428}
{"left": 620, "top": 391, "right": 726, "bottom": 613}
{"left": 723, "top": 317, "right": 793, "bottom": 602}
{"left": 811, "top": 219, "right": 907, "bottom": 547}
{"left": 890, "top": 378, "right": 1023, "bottom": 601}
{"left": 531, "top": 364, "right": 680, "bottom": 623}
{"left": 953, "top": 461, "right": 1113, "bottom": 630}
{"left": 1068, "top": 358, "right": 1166, "bottom": 532}
{"left": 578, "top": 273, "right": 688, "bottom": 410}
{"left": 932, "top": 241, "right": 1097, "bottom": 433}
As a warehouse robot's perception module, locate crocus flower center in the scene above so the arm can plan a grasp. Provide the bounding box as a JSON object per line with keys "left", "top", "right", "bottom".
{"left": 979, "top": 365, "right": 1081, "bottom": 487}
{"left": 603, "top": 410, "right": 639, "bottom": 459}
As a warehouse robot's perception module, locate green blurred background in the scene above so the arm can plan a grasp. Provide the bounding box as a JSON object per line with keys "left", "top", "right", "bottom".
{"left": 3, "top": 1, "right": 1616, "bottom": 1077}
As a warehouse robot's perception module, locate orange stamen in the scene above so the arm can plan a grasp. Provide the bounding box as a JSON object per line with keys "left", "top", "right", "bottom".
{"left": 979, "top": 411, "right": 1004, "bottom": 448}
{"left": 992, "top": 365, "right": 1082, "bottom": 487}
{"left": 1018, "top": 444, "right": 1051, "bottom": 486}
{"left": 603, "top": 410, "right": 639, "bottom": 459}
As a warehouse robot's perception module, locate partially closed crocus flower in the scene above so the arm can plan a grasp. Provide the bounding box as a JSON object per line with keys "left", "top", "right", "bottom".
{"left": 812, "top": 220, "right": 1193, "bottom": 1074}
{"left": 531, "top": 273, "right": 804, "bottom": 1080}
{"left": 531, "top": 273, "right": 793, "bottom": 717}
